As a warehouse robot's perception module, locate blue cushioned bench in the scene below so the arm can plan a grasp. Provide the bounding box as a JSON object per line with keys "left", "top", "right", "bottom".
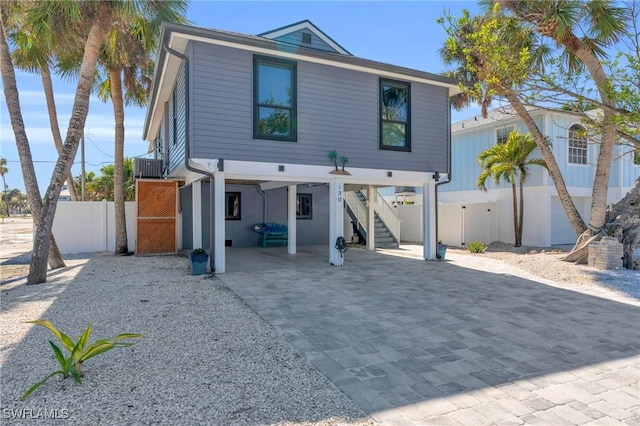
{"left": 251, "top": 223, "right": 288, "bottom": 248}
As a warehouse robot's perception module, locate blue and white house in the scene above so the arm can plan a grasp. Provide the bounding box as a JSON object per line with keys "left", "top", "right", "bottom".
{"left": 142, "top": 20, "right": 460, "bottom": 272}
{"left": 438, "top": 108, "right": 639, "bottom": 247}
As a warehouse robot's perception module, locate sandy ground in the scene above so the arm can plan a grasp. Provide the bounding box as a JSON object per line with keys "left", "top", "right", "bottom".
{"left": 0, "top": 216, "right": 33, "bottom": 282}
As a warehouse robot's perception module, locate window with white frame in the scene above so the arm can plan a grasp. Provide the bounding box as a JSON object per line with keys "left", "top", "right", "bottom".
{"left": 568, "top": 124, "right": 587, "bottom": 165}
{"left": 296, "top": 193, "right": 312, "bottom": 219}
{"left": 496, "top": 126, "right": 514, "bottom": 144}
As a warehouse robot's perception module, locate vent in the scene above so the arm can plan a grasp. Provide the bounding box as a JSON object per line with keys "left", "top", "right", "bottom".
{"left": 302, "top": 33, "right": 311, "bottom": 44}
{"left": 134, "top": 158, "right": 164, "bottom": 179}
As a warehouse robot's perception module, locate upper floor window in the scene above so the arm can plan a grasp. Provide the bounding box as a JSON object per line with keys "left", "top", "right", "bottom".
{"left": 496, "top": 126, "right": 514, "bottom": 145}
{"left": 568, "top": 124, "right": 587, "bottom": 165}
{"left": 253, "top": 56, "right": 297, "bottom": 141}
{"left": 225, "top": 192, "right": 241, "bottom": 220}
{"left": 380, "top": 79, "right": 410, "bottom": 151}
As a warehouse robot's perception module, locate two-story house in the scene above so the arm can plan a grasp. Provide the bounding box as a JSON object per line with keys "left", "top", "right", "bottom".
{"left": 142, "top": 20, "right": 460, "bottom": 272}
{"left": 438, "top": 108, "right": 639, "bottom": 247}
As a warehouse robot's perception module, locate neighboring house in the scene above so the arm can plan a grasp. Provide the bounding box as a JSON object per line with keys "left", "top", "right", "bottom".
{"left": 141, "top": 20, "right": 460, "bottom": 272}
{"left": 58, "top": 185, "right": 71, "bottom": 202}
{"left": 438, "top": 108, "right": 639, "bottom": 247}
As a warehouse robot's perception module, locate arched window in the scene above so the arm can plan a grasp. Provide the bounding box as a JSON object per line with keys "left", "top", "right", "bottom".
{"left": 568, "top": 124, "right": 587, "bottom": 165}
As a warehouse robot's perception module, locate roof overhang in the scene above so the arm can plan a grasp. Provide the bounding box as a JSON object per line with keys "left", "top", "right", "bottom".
{"left": 143, "top": 23, "right": 462, "bottom": 141}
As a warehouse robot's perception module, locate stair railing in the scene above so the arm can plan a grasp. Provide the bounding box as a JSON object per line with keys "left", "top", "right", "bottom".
{"left": 345, "top": 191, "right": 368, "bottom": 236}
{"left": 358, "top": 190, "right": 401, "bottom": 243}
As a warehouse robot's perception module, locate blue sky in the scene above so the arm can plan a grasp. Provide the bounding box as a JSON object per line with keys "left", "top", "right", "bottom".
{"left": 0, "top": 1, "right": 481, "bottom": 193}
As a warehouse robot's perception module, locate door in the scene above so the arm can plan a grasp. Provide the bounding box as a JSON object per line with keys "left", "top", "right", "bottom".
{"left": 136, "top": 179, "right": 177, "bottom": 254}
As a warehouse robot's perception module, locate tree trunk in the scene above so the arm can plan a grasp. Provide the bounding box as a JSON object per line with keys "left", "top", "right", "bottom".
{"left": 0, "top": 9, "right": 66, "bottom": 271}
{"left": 511, "top": 181, "right": 520, "bottom": 247}
{"left": 111, "top": 67, "right": 128, "bottom": 254}
{"left": 41, "top": 65, "right": 79, "bottom": 201}
{"left": 609, "top": 177, "right": 640, "bottom": 269}
{"left": 518, "top": 177, "right": 524, "bottom": 247}
{"left": 506, "top": 92, "right": 587, "bottom": 236}
{"left": 28, "top": 4, "right": 112, "bottom": 284}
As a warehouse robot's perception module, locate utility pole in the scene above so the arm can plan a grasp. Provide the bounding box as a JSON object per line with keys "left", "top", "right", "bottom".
{"left": 81, "top": 133, "right": 86, "bottom": 201}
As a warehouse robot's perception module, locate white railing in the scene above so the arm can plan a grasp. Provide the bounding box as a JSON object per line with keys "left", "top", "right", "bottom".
{"left": 357, "top": 190, "right": 401, "bottom": 243}
{"left": 345, "top": 191, "right": 368, "bottom": 236}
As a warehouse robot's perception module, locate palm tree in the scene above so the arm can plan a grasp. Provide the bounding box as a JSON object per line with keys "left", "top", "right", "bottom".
{"left": 0, "top": 157, "right": 8, "bottom": 217}
{"left": 494, "top": 0, "right": 629, "bottom": 255}
{"left": 94, "top": 0, "right": 187, "bottom": 254}
{"left": 4, "top": 1, "right": 114, "bottom": 284}
{"left": 477, "top": 131, "right": 547, "bottom": 247}
{"left": 439, "top": 7, "right": 587, "bottom": 238}
{"left": 0, "top": 5, "right": 68, "bottom": 271}
{"left": 6, "top": 5, "right": 79, "bottom": 201}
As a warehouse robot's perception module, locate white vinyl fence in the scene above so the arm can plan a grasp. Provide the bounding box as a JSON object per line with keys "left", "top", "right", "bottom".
{"left": 396, "top": 202, "right": 499, "bottom": 247}
{"left": 52, "top": 201, "right": 136, "bottom": 254}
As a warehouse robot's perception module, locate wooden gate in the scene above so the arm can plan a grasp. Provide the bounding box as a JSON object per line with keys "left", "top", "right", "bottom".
{"left": 136, "top": 179, "right": 177, "bottom": 255}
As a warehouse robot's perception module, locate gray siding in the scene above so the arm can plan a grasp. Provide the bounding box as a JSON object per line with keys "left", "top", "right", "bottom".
{"left": 190, "top": 42, "right": 450, "bottom": 173}
{"left": 273, "top": 29, "right": 339, "bottom": 54}
{"left": 168, "top": 62, "right": 187, "bottom": 176}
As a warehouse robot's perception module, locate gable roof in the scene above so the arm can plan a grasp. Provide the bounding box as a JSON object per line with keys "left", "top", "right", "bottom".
{"left": 257, "top": 19, "right": 352, "bottom": 55}
{"left": 143, "top": 22, "right": 461, "bottom": 141}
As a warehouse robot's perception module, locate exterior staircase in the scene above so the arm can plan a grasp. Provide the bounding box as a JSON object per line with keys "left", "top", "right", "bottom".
{"left": 345, "top": 190, "right": 400, "bottom": 249}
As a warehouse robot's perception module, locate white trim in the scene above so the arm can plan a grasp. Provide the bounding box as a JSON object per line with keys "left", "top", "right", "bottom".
{"left": 329, "top": 177, "right": 345, "bottom": 266}
{"left": 423, "top": 181, "right": 436, "bottom": 260}
{"left": 287, "top": 185, "right": 297, "bottom": 254}
{"left": 566, "top": 123, "right": 589, "bottom": 167}
{"left": 213, "top": 171, "right": 225, "bottom": 273}
{"left": 367, "top": 185, "right": 375, "bottom": 251}
{"left": 259, "top": 21, "right": 350, "bottom": 55}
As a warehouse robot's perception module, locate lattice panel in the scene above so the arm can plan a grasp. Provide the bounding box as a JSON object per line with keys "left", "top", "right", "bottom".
{"left": 136, "top": 180, "right": 177, "bottom": 255}
{"left": 137, "top": 181, "right": 176, "bottom": 218}
{"left": 137, "top": 219, "right": 176, "bottom": 254}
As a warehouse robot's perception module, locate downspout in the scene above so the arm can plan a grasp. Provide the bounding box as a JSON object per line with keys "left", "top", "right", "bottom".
{"left": 434, "top": 98, "right": 453, "bottom": 243}
{"left": 163, "top": 44, "right": 216, "bottom": 272}
{"left": 256, "top": 186, "right": 267, "bottom": 222}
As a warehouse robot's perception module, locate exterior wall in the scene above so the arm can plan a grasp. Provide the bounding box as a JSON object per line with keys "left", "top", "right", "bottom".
{"left": 186, "top": 182, "right": 330, "bottom": 249}
{"left": 272, "top": 29, "right": 338, "bottom": 53}
{"left": 544, "top": 114, "right": 594, "bottom": 189}
{"left": 52, "top": 201, "right": 136, "bottom": 254}
{"left": 167, "top": 62, "right": 187, "bottom": 176}
{"left": 188, "top": 41, "right": 450, "bottom": 173}
{"left": 442, "top": 114, "right": 545, "bottom": 193}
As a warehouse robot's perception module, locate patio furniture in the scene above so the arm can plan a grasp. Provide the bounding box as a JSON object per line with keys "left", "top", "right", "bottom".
{"left": 251, "top": 223, "right": 288, "bottom": 248}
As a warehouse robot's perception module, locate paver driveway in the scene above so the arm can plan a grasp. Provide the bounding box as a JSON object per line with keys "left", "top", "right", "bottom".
{"left": 221, "top": 246, "right": 640, "bottom": 425}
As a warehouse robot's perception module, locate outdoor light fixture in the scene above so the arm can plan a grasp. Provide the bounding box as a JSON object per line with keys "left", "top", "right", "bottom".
{"left": 387, "top": 171, "right": 393, "bottom": 177}
{"left": 279, "top": 165, "right": 285, "bottom": 172}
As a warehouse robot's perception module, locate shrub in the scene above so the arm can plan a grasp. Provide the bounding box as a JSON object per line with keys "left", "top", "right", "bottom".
{"left": 21, "top": 320, "right": 144, "bottom": 400}
{"left": 467, "top": 241, "right": 488, "bottom": 253}
{"left": 191, "top": 248, "right": 206, "bottom": 255}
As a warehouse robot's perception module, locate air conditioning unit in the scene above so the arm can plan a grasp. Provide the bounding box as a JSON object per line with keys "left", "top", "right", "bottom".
{"left": 134, "top": 158, "right": 164, "bottom": 179}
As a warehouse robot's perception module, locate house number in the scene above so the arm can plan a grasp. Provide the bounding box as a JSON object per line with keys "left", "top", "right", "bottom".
{"left": 337, "top": 189, "right": 342, "bottom": 202}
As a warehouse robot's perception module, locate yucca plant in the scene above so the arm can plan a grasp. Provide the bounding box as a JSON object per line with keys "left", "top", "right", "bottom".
{"left": 466, "top": 241, "right": 488, "bottom": 253}
{"left": 21, "top": 320, "right": 144, "bottom": 400}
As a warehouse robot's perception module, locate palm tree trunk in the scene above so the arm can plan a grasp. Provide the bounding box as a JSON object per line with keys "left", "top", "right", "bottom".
{"left": 28, "top": 4, "right": 112, "bottom": 284}
{"left": 0, "top": 10, "right": 66, "bottom": 270}
{"left": 518, "top": 177, "right": 524, "bottom": 247}
{"left": 41, "top": 65, "right": 79, "bottom": 201}
{"left": 511, "top": 181, "right": 520, "bottom": 247}
{"left": 110, "top": 67, "right": 128, "bottom": 254}
{"left": 505, "top": 92, "right": 586, "bottom": 236}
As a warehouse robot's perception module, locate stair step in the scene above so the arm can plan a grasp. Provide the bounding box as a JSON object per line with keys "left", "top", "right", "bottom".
{"left": 376, "top": 242, "right": 399, "bottom": 248}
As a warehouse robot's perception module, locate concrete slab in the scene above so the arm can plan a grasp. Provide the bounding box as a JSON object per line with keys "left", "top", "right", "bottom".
{"left": 220, "top": 245, "right": 640, "bottom": 425}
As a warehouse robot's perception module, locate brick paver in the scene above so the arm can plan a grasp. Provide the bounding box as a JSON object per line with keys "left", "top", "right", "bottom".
{"left": 221, "top": 246, "right": 640, "bottom": 425}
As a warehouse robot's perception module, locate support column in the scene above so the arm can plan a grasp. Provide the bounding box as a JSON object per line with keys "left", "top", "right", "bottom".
{"left": 423, "top": 180, "right": 437, "bottom": 260}
{"left": 213, "top": 171, "right": 225, "bottom": 273}
{"left": 329, "top": 177, "right": 345, "bottom": 266}
{"left": 287, "top": 184, "right": 297, "bottom": 254}
{"left": 192, "top": 180, "right": 202, "bottom": 249}
{"left": 367, "top": 185, "right": 375, "bottom": 251}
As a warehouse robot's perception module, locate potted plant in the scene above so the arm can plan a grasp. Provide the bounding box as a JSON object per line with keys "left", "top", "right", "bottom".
{"left": 190, "top": 248, "right": 208, "bottom": 275}
{"left": 436, "top": 240, "right": 447, "bottom": 260}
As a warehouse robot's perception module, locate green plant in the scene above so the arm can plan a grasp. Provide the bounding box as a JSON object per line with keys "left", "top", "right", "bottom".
{"left": 21, "top": 320, "right": 144, "bottom": 400}
{"left": 328, "top": 150, "right": 338, "bottom": 170}
{"left": 467, "top": 241, "right": 488, "bottom": 253}
{"left": 191, "top": 248, "right": 206, "bottom": 255}
{"left": 340, "top": 156, "right": 349, "bottom": 171}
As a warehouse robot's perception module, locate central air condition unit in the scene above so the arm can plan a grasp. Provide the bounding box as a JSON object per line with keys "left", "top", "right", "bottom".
{"left": 134, "top": 158, "right": 164, "bottom": 179}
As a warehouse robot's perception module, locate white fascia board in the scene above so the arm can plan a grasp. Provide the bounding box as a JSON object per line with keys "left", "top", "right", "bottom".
{"left": 260, "top": 22, "right": 350, "bottom": 55}
{"left": 190, "top": 158, "right": 436, "bottom": 186}
{"left": 145, "top": 51, "right": 182, "bottom": 141}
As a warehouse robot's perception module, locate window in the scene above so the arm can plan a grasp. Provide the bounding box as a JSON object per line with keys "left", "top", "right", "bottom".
{"left": 568, "top": 124, "right": 587, "bottom": 165}
{"left": 302, "top": 32, "right": 312, "bottom": 44}
{"left": 296, "top": 193, "right": 312, "bottom": 219}
{"left": 171, "top": 90, "right": 177, "bottom": 146}
{"left": 225, "top": 192, "right": 241, "bottom": 220}
{"left": 254, "top": 56, "right": 297, "bottom": 141}
{"left": 496, "top": 126, "right": 514, "bottom": 145}
{"left": 380, "top": 79, "right": 410, "bottom": 151}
